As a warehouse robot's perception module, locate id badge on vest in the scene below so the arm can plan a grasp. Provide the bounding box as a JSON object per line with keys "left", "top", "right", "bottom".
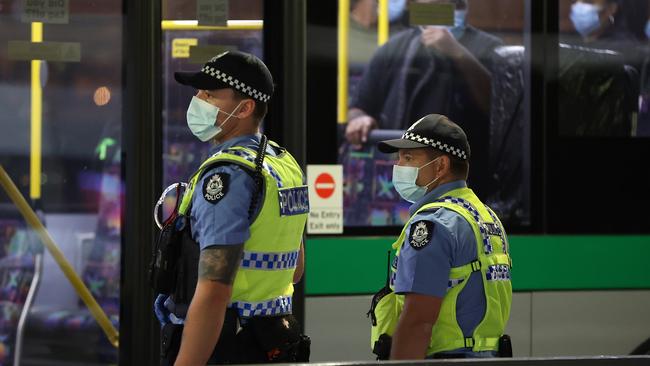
{"left": 278, "top": 186, "right": 310, "bottom": 216}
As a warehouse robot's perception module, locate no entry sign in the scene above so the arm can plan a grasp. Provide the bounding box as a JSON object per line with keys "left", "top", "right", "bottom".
{"left": 315, "top": 173, "right": 335, "bottom": 199}
{"left": 307, "top": 165, "right": 343, "bottom": 234}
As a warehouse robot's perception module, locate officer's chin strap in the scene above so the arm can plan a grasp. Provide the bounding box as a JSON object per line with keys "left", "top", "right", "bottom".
{"left": 249, "top": 134, "right": 268, "bottom": 220}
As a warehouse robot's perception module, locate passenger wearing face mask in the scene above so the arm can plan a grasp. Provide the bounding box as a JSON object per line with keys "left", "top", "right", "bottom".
{"left": 369, "top": 114, "right": 512, "bottom": 360}
{"left": 152, "top": 51, "right": 310, "bottom": 365}
{"left": 568, "top": 0, "right": 647, "bottom": 70}
{"left": 346, "top": 0, "right": 502, "bottom": 196}
{"left": 348, "top": 0, "right": 408, "bottom": 66}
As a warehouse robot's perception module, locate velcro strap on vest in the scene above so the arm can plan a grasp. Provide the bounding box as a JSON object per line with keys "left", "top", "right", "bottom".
{"left": 470, "top": 260, "right": 481, "bottom": 272}
{"left": 448, "top": 255, "right": 510, "bottom": 280}
{"left": 462, "top": 337, "right": 499, "bottom": 350}
{"left": 240, "top": 250, "right": 300, "bottom": 270}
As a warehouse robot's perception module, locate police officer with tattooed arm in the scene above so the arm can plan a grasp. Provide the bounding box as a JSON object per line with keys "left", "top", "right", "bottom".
{"left": 149, "top": 51, "right": 311, "bottom": 365}
{"left": 368, "top": 114, "right": 512, "bottom": 360}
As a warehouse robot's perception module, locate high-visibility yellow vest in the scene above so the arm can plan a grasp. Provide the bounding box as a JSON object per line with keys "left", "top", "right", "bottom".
{"left": 178, "top": 141, "right": 309, "bottom": 317}
{"left": 370, "top": 187, "right": 512, "bottom": 355}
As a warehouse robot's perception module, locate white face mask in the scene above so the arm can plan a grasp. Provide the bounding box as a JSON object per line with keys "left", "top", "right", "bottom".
{"left": 186, "top": 96, "right": 243, "bottom": 142}
{"left": 392, "top": 157, "right": 440, "bottom": 203}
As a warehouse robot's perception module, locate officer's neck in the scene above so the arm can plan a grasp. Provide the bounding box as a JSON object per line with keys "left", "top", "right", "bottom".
{"left": 425, "top": 174, "right": 457, "bottom": 194}
{"left": 214, "top": 120, "right": 260, "bottom": 144}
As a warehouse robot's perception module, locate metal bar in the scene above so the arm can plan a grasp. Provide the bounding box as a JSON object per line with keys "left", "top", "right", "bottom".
{"left": 121, "top": 0, "right": 162, "bottom": 363}
{"left": 377, "top": 0, "right": 389, "bottom": 45}
{"left": 13, "top": 253, "right": 43, "bottom": 366}
{"left": 0, "top": 165, "right": 119, "bottom": 348}
{"left": 283, "top": 0, "right": 307, "bottom": 330}
{"left": 30, "top": 22, "right": 43, "bottom": 200}
{"left": 263, "top": 0, "right": 307, "bottom": 328}
{"left": 337, "top": 0, "right": 350, "bottom": 123}
{"left": 161, "top": 19, "right": 263, "bottom": 31}
{"left": 281, "top": 357, "right": 650, "bottom": 366}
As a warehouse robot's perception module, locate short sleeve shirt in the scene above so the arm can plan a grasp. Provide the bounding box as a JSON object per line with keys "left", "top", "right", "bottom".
{"left": 393, "top": 180, "right": 487, "bottom": 336}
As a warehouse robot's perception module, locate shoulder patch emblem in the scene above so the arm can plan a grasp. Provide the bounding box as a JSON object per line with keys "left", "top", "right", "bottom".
{"left": 202, "top": 173, "right": 229, "bottom": 204}
{"left": 409, "top": 220, "right": 434, "bottom": 250}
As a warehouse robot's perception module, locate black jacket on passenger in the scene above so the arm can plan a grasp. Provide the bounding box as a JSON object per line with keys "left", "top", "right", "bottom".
{"left": 350, "top": 26, "right": 503, "bottom": 193}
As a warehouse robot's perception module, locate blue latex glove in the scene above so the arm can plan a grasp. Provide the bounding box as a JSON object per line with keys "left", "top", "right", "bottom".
{"left": 154, "top": 294, "right": 171, "bottom": 326}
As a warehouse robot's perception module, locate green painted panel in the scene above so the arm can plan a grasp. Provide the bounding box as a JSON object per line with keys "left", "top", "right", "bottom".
{"left": 305, "top": 235, "right": 650, "bottom": 295}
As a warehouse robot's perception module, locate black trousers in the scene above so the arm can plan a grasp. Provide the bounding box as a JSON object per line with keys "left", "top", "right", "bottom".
{"left": 160, "top": 311, "right": 309, "bottom": 365}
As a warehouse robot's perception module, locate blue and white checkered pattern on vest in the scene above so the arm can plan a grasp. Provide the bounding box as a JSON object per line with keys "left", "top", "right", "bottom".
{"left": 486, "top": 265, "right": 511, "bottom": 281}
{"left": 435, "top": 196, "right": 505, "bottom": 255}
{"left": 447, "top": 278, "right": 465, "bottom": 290}
{"left": 485, "top": 206, "right": 509, "bottom": 255}
{"left": 240, "top": 250, "right": 300, "bottom": 270}
{"left": 230, "top": 295, "right": 292, "bottom": 318}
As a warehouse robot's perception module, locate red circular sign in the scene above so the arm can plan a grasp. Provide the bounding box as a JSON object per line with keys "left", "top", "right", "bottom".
{"left": 315, "top": 173, "right": 335, "bottom": 199}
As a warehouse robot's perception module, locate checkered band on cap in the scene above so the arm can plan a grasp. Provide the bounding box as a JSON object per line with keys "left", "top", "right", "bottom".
{"left": 202, "top": 66, "right": 271, "bottom": 103}
{"left": 402, "top": 132, "right": 468, "bottom": 160}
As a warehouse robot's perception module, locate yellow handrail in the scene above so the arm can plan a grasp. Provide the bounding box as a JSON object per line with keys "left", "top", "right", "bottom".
{"left": 0, "top": 166, "right": 119, "bottom": 348}
{"left": 30, "top": 22, "right": 42, "bottom": 200}
{"left": 378, "top": 0, "right": 389, "bottom": 46}
{"left": 161, "top": 19, "right": 263, "bottom": 31}
{"left": 338, "top": 0, "right": 350, "bottom": 124}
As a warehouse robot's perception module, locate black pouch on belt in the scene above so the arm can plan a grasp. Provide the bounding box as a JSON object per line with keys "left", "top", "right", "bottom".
{"left": 149, "top": 216, "right": 186, "bottom": 294}
{"left": 160, "top": 323, "right": 183, "bottom": 366}
{"left": 149, "top": 183, "right": 185, "bottom": 294}
{"left": 244, "top": 314, "right": 310, "bottom": 362}
{"left": 498, "top": 334, "right": 513, "bottom": 357}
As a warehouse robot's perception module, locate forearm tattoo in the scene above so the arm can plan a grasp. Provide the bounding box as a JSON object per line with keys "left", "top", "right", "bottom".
{"left": 198, "top": 244, "right": 244, "bottom": 285}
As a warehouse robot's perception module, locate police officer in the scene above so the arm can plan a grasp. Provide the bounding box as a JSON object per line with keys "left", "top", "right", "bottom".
{"left": 369, "top": 114, "right": 512, "bottom": 359}
{"left": 153, "top": 51, "right": 309, "bottom": 365}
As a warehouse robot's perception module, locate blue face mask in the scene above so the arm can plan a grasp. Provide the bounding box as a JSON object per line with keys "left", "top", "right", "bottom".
{"left": 388, "top": 0, "right": 406, "bottom": 22}
{"left": 392, "top": 157, "right": 440, "bottom": 203}
{"left": 186, "top": 96, "right": 242, "bottom": 142}
{"left": 454, "top": 9, "right": 467, "bottom": 29}
{"left": 570, "top": 2, "right": 602, "bottom": 38}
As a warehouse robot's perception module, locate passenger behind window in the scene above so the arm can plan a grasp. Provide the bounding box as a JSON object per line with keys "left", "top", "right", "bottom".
{"left": 635, "top": 0, "right": 650, "bottom": 136}
{"left": 348, "top": 0, "right": 408, "bottom": 102}
{"left": 346, "top": 0, "right": 503, "bottom": 195}
{"left": 564, "top": 0, "right": 647, "bottom": 73}
{"left": 559, "top": 0, "right": 648, "bottom": 136}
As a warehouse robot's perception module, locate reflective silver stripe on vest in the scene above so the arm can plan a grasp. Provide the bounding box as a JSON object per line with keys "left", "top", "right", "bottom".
{"left": 435, "top": 196, "right": 503, "bottom": 255}
{"left": 447, "top": 278, "right": 465, "bottom": 290}
{"left": 240, "top": 250, "right": 300, "bottom": 270}
{"left": 230, "top": 296, "right": 292, "bottom": 317}
{"left": 485, "top": 207, "right": 509, "bottom": 255}
{"left": 221, "top": 148, "right": 284, "bottom": 187}
{"left": 486, "top": 265, "right": 511, "bottom": 281}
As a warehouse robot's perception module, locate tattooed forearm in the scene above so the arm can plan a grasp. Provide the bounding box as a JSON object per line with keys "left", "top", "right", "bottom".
{"left": 198, "top": 244, "right": 244, "bottom": 285}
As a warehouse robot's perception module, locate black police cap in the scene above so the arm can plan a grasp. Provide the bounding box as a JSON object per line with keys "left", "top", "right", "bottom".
{"left": 174, "top": 50, "right": 273, "bottom": 103}
{"left": 377, "top": 114, "right": 471, "bottom": 160}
